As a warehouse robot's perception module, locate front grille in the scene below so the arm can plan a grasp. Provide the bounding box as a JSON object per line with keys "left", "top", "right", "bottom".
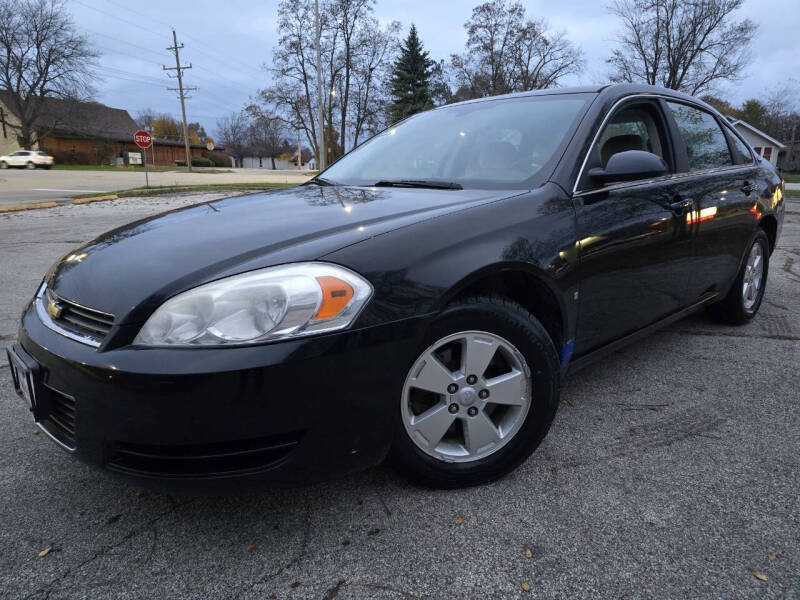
{"left": 44, "top": 288, "right": 114, "bottom": 345}
{"left": 106, "top": 431, "right": 304, "bottom": 478}
{"left": 42, "top": 386, "right": 77, "bottom": 450}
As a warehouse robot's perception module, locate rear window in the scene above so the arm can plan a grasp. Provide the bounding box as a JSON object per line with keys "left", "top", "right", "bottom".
{"left": 666, "top": 102, "right": 732, "bottom": 172}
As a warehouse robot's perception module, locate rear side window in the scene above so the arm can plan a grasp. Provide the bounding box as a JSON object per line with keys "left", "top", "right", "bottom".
{"left": 728, "top": 132, "right": 754, "bottom": 164}
{"left": 666, "top": 102, "right": 732, "bottom": 172}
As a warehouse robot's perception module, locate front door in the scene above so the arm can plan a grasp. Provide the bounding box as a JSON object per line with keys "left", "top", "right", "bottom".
{"left": 572, "top": 99, "right": 694, "bottom": 356}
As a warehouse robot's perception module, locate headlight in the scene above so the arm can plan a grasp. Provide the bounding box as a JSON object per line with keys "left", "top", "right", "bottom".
{"left": 133, "top": 262, "right": 373, "bottom": 347}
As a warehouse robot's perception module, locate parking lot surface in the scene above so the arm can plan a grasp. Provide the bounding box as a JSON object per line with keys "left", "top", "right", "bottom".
{"left": 0, "top": 168, "right": 311, "bottom": 207}
{"left": 1, "top": 193, "right": 798, "bottom": 599}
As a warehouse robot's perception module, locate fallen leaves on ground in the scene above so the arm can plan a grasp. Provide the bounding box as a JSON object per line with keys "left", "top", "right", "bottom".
{"left": 341, "top": 539, "right": 350, "bottom": 546}
{"left": 752, "top": 570, "right": 768, "bottom": 582}
{"left": 521, "top": 582, "right": 531, "bottom": 592}
{"left": 368, "top": 528, "right": 380, "bottom": 536}
{"left": 245, "top": 544, "right": 256, "bottom": 552}
{"left": 33, "top": 430, "right": 40, "bottom": 435}
{"left": 454, "top": 516, "right": 465, "bottom": 525}
{"left": 38, "top": 546, "right": 52, "bottom": 558}
{"left": 769, "top": 553, "right": 777, "bottom": 561}
{"left": 290, "top": 581, "right": 301, "bottom": 588}
{"left": 525, "top": 548, "right": 533, "bottom": 559}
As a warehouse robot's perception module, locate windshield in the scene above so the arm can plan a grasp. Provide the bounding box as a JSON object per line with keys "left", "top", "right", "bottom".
{"left": 320, "top": 93, "right": 592, "bottom": 189}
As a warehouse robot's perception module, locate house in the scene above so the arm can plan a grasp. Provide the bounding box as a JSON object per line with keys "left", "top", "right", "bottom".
{"left": 727, "top": 117, "right": 786, "bottom": 166}
{"left": 0, "top": 91, "right": 212, "bottom": 166}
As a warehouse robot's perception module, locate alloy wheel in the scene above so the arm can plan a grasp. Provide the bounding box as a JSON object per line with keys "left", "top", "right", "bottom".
{"left": 401, "top": 330, "right": 531, "bottom": 463}
{"left": 742, "top": 242, "right": 764, "bottom": 310}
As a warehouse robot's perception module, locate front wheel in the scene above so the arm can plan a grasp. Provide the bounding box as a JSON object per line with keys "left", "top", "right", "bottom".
{"left": 389, "top": 296, "right": 561, "bottom": 488}
{"left": 0, "top": 161, "right": 7, "bottom": 169}
{"left": 26, "top": 161, "right": 35, "bottom": 169}
{"left": 707, "top": 230, "right": 770, "bottom": 324}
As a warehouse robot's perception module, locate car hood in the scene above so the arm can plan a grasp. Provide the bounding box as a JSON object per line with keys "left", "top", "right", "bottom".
{"left": 46, "top": 184, "right": 518, "bottom": 323}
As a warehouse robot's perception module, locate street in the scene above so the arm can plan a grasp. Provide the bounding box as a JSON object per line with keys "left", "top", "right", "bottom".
{"left": 0, "top": 193, "right": 798, "bottom": 599}
{"left": 0, "top": 168, "right": 311, "bottom": 208}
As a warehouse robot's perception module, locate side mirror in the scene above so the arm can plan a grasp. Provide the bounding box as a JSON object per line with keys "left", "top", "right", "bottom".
{"left": 588, "top": 150, "right": 669, "bottom": 185}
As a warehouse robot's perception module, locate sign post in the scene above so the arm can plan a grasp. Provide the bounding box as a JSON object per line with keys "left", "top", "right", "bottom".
{"left": 134, "top": 130, "right": 153, "bottom": 188}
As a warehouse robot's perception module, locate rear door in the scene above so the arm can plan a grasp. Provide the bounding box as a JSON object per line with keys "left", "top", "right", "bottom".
{"left": 572, "top": 99, "right": 695, "bottom": 355}
{"left": 663, "top": 101, "right": 760, "bottom": 303}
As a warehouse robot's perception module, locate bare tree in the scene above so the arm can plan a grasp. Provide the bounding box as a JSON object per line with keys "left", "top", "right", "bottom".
{"left": 215, "top": 112, "right": 250, "bottom": 168}
{"left": 450, "top": 0, "right": 583, "bottom": 100}
{"left": 607, "top": 0, "right": 757, "bottom": 95}
{"left": 259, "top": 0, "right": 398, "bottom": 163}
{"left": 0, "top": 0, "right": 97, "bottom": 149}
{"left": 246, "top": 110, "right": 290, "bottom": 169}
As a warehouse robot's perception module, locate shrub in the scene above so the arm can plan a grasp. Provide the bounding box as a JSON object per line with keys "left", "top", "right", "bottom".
{"left": 205, "top": 151, "right": 232, "bottom": 167}
{"left": 191, "top": 157, "right": 213, "bottom": 167}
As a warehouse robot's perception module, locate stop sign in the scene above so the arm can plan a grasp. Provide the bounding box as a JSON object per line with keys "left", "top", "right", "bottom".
{"left": 134, "top": 130, "right": 153, "bottom": 149}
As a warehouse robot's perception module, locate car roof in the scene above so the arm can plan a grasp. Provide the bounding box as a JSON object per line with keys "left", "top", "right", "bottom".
{"left": 436, "top": 83, "right": 709, "bottom": 110}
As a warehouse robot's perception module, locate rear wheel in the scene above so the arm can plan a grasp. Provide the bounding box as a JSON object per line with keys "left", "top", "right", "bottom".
{"left": 389, "top": 296, "right": 560, "bottom": 488}
{"left": 708, "top": 230, "right": 769, "bottom": 324}
{"left": 0, "top": 161, "right": 7, "bottom": 169}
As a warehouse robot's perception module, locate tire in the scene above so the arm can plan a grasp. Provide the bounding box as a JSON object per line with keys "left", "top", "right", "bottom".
{"left": 43, "top": 165, "right": 52, "bottom": 170}
{"left": 389, "top": 296, "right": 561, "bottom": 488}
{"left": 707, "top": 230, "right": 770, "bottom": 324}
{"left": 26, "top": 161, "right": 35, "bottom": 169}
{"left": 0, "top": 161, "right": 7, "bottom": 169}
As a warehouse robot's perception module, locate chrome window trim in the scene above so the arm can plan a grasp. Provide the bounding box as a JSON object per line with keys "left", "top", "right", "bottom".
{"left": 34, "top": 284, "right": 102, "bottom": 348}
{"left": 574, "top": 163, "right": 754, "bottom": 198}
{"left": 572, "top": 93, "right": 757, "bottom": 196}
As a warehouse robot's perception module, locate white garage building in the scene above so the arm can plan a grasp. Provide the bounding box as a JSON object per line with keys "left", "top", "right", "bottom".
{"left": 728, "top": 118, "right": 786, "bottom": 166}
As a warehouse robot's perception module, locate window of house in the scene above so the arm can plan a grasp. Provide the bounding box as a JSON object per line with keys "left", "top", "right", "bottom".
{"left": 762, "top": 147, "right": 772, "bottom": 161}
{"left": 666, "top": 102, "right": 733, "bottom": 171}
{"left": 754, "top": 147, "right": 762, "bottom": 156}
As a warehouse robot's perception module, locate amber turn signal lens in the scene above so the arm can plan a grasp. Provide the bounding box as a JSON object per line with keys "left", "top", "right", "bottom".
{"left": 313, "top": 276, "right": 354, "bottom": 321}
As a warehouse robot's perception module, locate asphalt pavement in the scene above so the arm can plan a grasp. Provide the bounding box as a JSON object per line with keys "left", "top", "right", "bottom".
{"left": 0, "top": 193, "right": 798, "bottom": 599}
{"left": 0, "top": 168, "right": 311, "bottom": 207}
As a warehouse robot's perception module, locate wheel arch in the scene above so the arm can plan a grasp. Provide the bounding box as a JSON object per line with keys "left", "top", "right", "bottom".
{"left": 437, "top": 262, "right": 569, "bottom": 354}
{"left": 759, "top": 214, "right": 778, "bottom": 254}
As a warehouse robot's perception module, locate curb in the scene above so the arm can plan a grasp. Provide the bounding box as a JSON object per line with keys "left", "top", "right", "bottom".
{"left": 0, "top": 201, "right": 59, "bottom": 213}
{"left": 73, "top": 194, "right": 118, "bottom": 205}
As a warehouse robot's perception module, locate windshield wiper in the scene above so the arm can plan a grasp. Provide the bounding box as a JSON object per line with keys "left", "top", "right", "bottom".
{"left": 307, "top": 176, "right": 336, "bottom": 186}
{"left": 373, "top": 179, "right": 463, "bottom": 190}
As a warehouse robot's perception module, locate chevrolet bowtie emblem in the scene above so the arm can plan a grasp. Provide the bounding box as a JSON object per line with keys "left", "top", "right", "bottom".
{"left": 46, "top": 296, "right": 63, "bottom": 320}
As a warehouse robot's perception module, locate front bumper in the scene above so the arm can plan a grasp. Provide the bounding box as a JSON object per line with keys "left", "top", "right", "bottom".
{"left": 15, "top": 301, "right": 426, "bottom": 487}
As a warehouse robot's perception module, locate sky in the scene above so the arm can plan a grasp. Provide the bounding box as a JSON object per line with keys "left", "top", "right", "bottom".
{"left": 67, "top": 0, "right": 800, "bottom": 136}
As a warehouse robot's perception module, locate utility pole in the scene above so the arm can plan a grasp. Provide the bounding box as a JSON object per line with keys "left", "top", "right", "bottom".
{"left": 164, "top": 29, "right": 196, "bottom": 172}
{"left": 314, "top": 0, "right": 325, "bottom": 170}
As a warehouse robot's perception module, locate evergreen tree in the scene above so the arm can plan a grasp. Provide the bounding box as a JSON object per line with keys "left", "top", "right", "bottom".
{"left": 389, "top": 25, "right": 434, "bottom": 124}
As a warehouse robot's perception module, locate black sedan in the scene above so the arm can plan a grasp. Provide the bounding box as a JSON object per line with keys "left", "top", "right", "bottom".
{"left": 7, "top": 84, "right": 785, "bottom": 488}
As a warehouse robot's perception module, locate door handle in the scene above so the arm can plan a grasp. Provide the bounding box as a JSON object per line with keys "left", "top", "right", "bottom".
{"left": 741, "top": 181, "right": 757, "bottom": 195}
{"left": 670, "top": 197, "right": 693, "bottom": 215}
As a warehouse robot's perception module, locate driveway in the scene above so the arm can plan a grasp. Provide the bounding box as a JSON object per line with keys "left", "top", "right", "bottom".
{"left": 1, "top": 194, "right": 798, "bottom": 599}
{"left": 0, "top": 168, "right": 311, "bottom": 207}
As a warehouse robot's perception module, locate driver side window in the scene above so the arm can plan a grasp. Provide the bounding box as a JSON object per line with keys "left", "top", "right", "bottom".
{"left": 597, "top": 106, "right": 666, "bottom": 167}
{"left": 579, "top": 102, "right": 671, "bottom": 190}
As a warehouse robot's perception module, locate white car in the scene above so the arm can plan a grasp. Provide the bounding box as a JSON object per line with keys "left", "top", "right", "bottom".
{"left": 0, "top": 150, "right": 54, "bottom": 169}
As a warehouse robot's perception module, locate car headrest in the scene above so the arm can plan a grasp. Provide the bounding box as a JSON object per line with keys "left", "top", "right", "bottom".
{"left": 601, "top": 134, "right": 644, "bottom": 166}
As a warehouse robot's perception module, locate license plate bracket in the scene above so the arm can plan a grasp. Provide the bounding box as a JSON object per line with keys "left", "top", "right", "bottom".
{"left": 6, "top": 344, "right": 41, "bottom": 414}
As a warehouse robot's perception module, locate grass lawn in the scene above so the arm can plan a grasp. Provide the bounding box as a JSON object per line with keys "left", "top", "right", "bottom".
{"left": 84, "top": 182, "right": 295, "bottom": 199}
{"left": 781, "top": 172, "right": 800, "bottom": 183}
{"left": 785, "top": 188, "right": 800, "bottom": 198}
{"left": 53, "top": 164, "right": 231, "bottom": 173}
